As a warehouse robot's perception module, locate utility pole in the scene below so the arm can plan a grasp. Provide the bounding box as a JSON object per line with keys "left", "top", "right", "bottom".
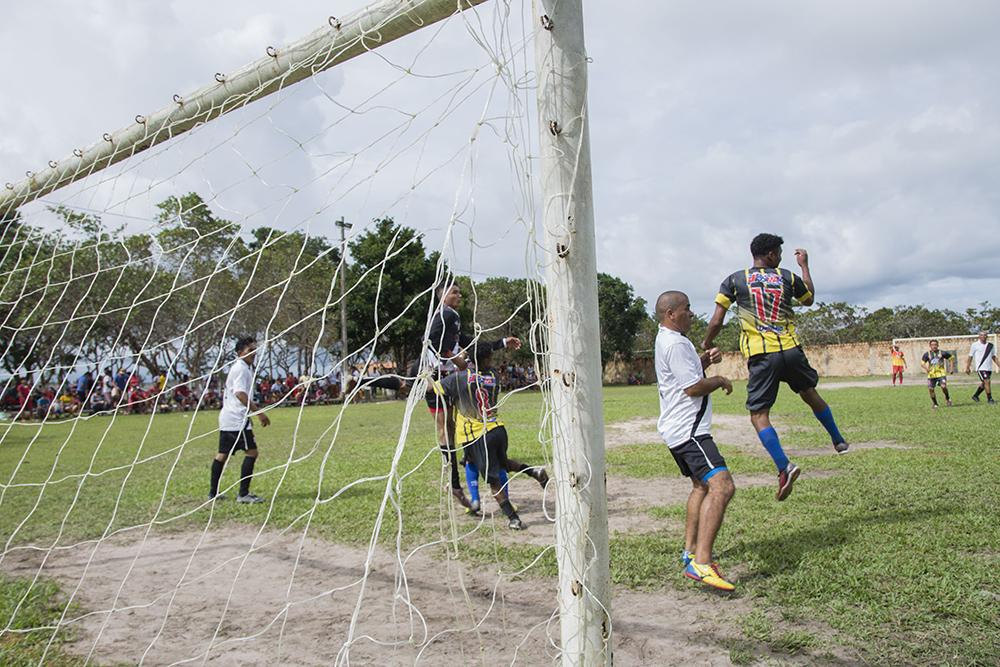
{"left": 336, "top": 217, "right": 352, "bottom": 394}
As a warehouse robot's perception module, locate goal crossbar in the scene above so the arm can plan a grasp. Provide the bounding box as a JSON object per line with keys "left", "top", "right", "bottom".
{"left": 0, "top": 0, "right": 489, "bottom": 218}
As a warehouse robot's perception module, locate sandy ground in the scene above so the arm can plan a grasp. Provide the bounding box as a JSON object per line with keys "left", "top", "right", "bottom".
{"left": 5, "top": 526, "right": 758, "bottom": 666}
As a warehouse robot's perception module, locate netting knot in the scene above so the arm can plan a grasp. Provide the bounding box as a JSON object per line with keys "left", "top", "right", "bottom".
{"left": 135, "top": 114, "right": 146, "bottom": 125}
{"left": 73, "top": 148, "right": 84, "bottom": 158}
{"left": 266, "top": 45, "right": 278, "bottom": 58}
{"left": 329, "top": 16, "right": 342, "bottom": 30}
{"left": 103, "top": 133, "right": 113, "bottom": 142}
{"left": 173, "top": 94, "right": 184, "bottom": 106}
{"left": 48, "top": 160, "right": 58, "bottom": 169}
{"left": 215, "top": 73, "right": 227, "bottom": 83}
{"left": 548, "top": 120, "right": 561, "bottom": 136}
{"left": 540, "top": 14, "right": 554, "bottom": 30}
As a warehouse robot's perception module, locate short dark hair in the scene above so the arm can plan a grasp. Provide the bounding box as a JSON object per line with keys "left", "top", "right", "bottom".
{"left": 235, "top": 336, "right": 257, "bottom": 355}
{"left": 435, "top": 281, "right": 457, "bottom": 300}
{"left": 929, "top": 339, "right": 939, "bottom": 345}
{"left": 750, "top": 233, "right": 784, "bottom": 258}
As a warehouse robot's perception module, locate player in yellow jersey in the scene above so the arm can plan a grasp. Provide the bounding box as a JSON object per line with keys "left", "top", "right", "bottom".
{"left": 890, "top": 344, "right": 906, "bottom": 385}
{"left": 703, "top": 234, "right": 848, "bottom": 501}
{"left": 921, "top": 339, "right": 952, "bottom": 408}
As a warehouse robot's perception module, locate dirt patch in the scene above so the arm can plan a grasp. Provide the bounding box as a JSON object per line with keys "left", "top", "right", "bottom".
{"left": 3, "top": 526, "right": 759, "bottom": 666}
{"left": 605, "top": 418, "right": 663, "bottom": 449}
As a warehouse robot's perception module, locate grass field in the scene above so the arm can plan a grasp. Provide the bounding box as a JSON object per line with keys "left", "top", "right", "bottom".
{"left": 1, "top": 380, "right": 999, "bottom": 665}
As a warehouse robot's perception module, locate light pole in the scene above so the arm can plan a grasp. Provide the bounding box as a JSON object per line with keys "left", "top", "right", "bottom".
{"left": 336, "top": 217, "right": 352, "bottom": 394}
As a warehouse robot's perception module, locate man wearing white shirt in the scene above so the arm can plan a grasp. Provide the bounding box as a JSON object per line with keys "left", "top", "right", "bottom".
{"left": 966, "top": 331, "right": 999, "bottom": 405}
{"left": 209, "top": 336, "right": 270, "bottom": 503}
{"left": 655, "top": 290, "right": 736, "bottom": 592}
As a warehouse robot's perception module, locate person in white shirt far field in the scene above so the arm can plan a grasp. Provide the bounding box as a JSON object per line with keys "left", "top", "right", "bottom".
{"left": 209, "top": 336, "right": 270, "bottom": 503}
{"left": 655, "top": 290, "right": 737, "bottom": 592}
{"left": 966, "top": 331, "right": 1000, "bottom": 405}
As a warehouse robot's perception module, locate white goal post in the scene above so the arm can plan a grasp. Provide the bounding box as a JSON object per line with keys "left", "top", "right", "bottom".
{"left": 1, "top": 0, "right": 611, "bottom": 663}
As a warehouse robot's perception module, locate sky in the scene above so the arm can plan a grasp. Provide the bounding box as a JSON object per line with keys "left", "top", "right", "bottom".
{"left": 2, "top": 0, "right": 999, "bottom": 318}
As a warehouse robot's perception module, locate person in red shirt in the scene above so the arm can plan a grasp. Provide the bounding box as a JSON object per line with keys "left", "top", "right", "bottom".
{"left": 890, "top": 344, "right": 906, "bottom": 385}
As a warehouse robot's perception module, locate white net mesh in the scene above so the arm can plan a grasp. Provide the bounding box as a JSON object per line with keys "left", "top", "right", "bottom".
{"left": 0, "top": 1, "right": 583, "bottom": 664}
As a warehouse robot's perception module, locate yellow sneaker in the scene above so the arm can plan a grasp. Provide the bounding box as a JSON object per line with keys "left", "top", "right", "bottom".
{"left": 684, "top": 560, "right": 735, "bottom": 592}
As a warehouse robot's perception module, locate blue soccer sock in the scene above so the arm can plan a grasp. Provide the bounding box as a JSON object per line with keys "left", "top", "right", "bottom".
{"left": 757, "top": 426, "right": 789, "bottom": 471}
{"left": 813, "top": 406, "right": 845, "bottom": 444}
{"left": 464, "top": 462, "right": 480, "bottom": 505}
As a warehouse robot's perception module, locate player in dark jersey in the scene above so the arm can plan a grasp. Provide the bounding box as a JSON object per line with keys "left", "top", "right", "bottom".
{"left": 703, "top": 233, "right": 848, "bottom": 501}
{"left": 436, "top": 344, "right": 547, "bottom": 529}
{"left": 424, "top": 283, "right": 520, "bottom": 509}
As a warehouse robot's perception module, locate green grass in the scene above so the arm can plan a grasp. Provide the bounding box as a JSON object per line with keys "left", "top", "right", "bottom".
{"left": 1, "top": 383, "right": 999, "bottom": 665}
{"left": 0, "top": 575, "right": 81, "bottom": 666}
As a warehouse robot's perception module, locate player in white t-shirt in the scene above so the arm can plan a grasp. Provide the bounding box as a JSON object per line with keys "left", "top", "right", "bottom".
{"left": 966, "top": 331, "right": 999, "bottom": 405}
{"left": 654, "top": 290, "right": 736, "bottom": 592}
{"left": 208, "top": 336, "right": 271, "bottom": 503}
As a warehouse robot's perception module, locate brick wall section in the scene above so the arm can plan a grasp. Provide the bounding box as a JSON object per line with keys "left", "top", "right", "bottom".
{"left": 603, "top": 334, "right": 999, "bottom": 384}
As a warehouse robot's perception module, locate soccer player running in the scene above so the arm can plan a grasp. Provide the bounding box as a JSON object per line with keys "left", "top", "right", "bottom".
{"left": 703, "top": 233, "right": 848, "bottom": 502}
{"left": 209, "top": 336, "right": 270, "bottom": 503}
{"left": 435, "top": 344, "right": 547, "bottom": 529}
{"left": 920, "top": 340, "right": 953, "bottom": 408}
{"left": 966, "top": 332, "right": 999, "bottom": 405}
{"left": 655, "top": 291, "right": 736, "bottom": 591}
{"left": 890, "top": 344, "right": 906, "bottom": 385}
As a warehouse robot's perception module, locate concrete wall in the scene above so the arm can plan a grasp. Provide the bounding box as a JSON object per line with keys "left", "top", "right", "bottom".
{"left": 604, "top": 334, "right": 999, "bottom": 383}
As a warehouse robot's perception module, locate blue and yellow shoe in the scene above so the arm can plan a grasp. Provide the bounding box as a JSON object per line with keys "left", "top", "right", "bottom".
{"left": 684, "top": 561, "right": 735, "bottom": 592}
{"left": 681, "top": 550, "right": 693, "bottom": 567}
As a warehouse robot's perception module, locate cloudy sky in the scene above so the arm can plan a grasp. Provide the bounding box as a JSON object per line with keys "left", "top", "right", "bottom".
{"left": 2, "top": 0, "right": 999, "bottom": 317}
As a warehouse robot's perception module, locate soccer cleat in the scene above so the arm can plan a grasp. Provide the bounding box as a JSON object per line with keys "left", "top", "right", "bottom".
{"left": 989, "top": 399, "right": 997, "bottom": 405}
{"left": 466, "top": 499, "right": 481, "bottom": 516}
{"left": 451, "top": 487, "right": 472, "bottom": 509}
{"left": 531, "top": 467, "right": 550, "bottom": 489}
{"left": 946, "top": 400, "right": 953, "bottom": 407}
{"left": 833, "top": 440, "right": 849, "bottom": 455}
{"left": 681, "top": 550, "right": 693, "bottom": 567}
{"left": 684, "top": 561, "right": 735, "bottom": 592}
{"left": 208, "top": 493, "right": 226, "bottom": 501}
{"left": 776, "top": 462, "right": 800, "bottom": 501}
{"left": 508, "top": 517, "right": 526, "bottom": 530}
{"left": 972, "top": 394, "right": 981, "bottom": 403}
{"left": 236, "top": 493, "right": 265, "bottom": 504}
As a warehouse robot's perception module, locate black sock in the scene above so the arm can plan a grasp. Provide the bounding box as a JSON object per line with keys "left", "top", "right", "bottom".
{"left": 506, "top": 459, "right": 530, "bottom": 474}
{"left": 931, "top": 396, "right": 938, "bottom": 406}
{"left": 449, "top": 450, "right": 462, "bottom": 489}
{"left": 239, "top": 456, "right": 256, "bottom": 496}
{"left": 498, "top": 499, "right": 518, "bottom": 520}
{"left": 210, "top": 459, "right": 224, "bottom": 497}
{"left": 988, "top": 392, "right": 993, "bottom": 400}
{"left": 974, "top": 386, "right": 984, "bottom": 398}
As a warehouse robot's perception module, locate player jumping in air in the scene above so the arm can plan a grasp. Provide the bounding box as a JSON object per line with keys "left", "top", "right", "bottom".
{"left": 890, "top": 344, "right": 906, "bottom": 385}
{"left": 921, "top": 340, "right": 953, "bottom": 408}
{"left": 966, "top": 332, "right": 998, "bottom": 405}
{"left": 655, "top": 291, "right": 736, "bottom": 591}
{"left": 424, "top": 282, "right": 521, "bottom": 509}
{"left": 703, "top": 233, "right": 848, "bottom": 502}
{"left": 435, "top": 344, "right": 547, "bottom": 529}
{"left": 209, "top": 336, "right": 270, "bottom": 503}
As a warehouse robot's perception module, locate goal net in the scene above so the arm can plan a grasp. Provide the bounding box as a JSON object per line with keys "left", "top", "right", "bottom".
{"left": 0, "top": 0, "right": 609, "bottom": 664}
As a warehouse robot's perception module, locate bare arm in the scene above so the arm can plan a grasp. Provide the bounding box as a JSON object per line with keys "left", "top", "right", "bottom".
{"left": 702, "top": 303, "right": 728, "bottom": 350}
{"left": 683, "top": 376, "right": 732, "bottom": 397}
{"left": 795, "top": 248, "right": 815, "bottom": 306}
{"left": 965, "top": 353, "right": 972, "bottom": 374}
{"left": 235, "top": 391, "right": 270, "bottom": 427}
{"left": 700, "top": 347, "right": 722, "bottom": 370}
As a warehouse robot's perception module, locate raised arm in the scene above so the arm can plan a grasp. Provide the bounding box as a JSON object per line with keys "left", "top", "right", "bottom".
{"left": 794, "top": 248, "right": 815, "bottom": 306}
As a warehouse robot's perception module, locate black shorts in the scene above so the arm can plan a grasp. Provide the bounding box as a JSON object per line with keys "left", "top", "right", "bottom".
{"left": 425, "top": 370, "right": 453, "bottom": 413}
{"left": 978, "top": 371, "right": 992, "bottom": 382}
{"left": 219, "top": 429, "right": 256, "bottom": 454}
{"left": 927, "top": 377, "right": 948, "bottom": 388}
{"left": 463, "top": 426, "right": 508, "bottom": 484}
{"left": 746, "top": 346, "right": 819, "bottom": 412}
{"left": 670, "top": 435, "right": 727, "bottom": 483}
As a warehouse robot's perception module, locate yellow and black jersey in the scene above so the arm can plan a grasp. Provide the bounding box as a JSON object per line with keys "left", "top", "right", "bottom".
{"left": 434, "top": 369, "right": 504, "bottom": 445}
{"left": 716, "top": 268, "right": 812, "bottom": 358}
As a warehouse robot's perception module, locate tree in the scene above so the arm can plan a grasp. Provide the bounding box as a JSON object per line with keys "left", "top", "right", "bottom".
{"left": 596, "top": 273, "right": 648, "bottom": 366}
{"left": 344, "top": 218, "right": 436, "bottom": 368}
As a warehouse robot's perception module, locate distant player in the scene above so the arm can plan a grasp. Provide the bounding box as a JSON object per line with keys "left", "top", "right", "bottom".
{"left": 890, "top": 345, "right": 906, "bottom": 385}
{"left": 703, "top": 233, "right": 848, "bottom": 502}
{"left": 435, "top": 344, "right": 547, "bottom": 529}
{"left": 655, "top": 291, "right": 736, "bottom": 591}
{"left": 209, "top": 336, "right": 270, "bottom": 503}
{"left": 966, "top": 332, "right": 998, "bottom": 404}
{"left": 921, "top": 340, "right": 952, "bottom": 408}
